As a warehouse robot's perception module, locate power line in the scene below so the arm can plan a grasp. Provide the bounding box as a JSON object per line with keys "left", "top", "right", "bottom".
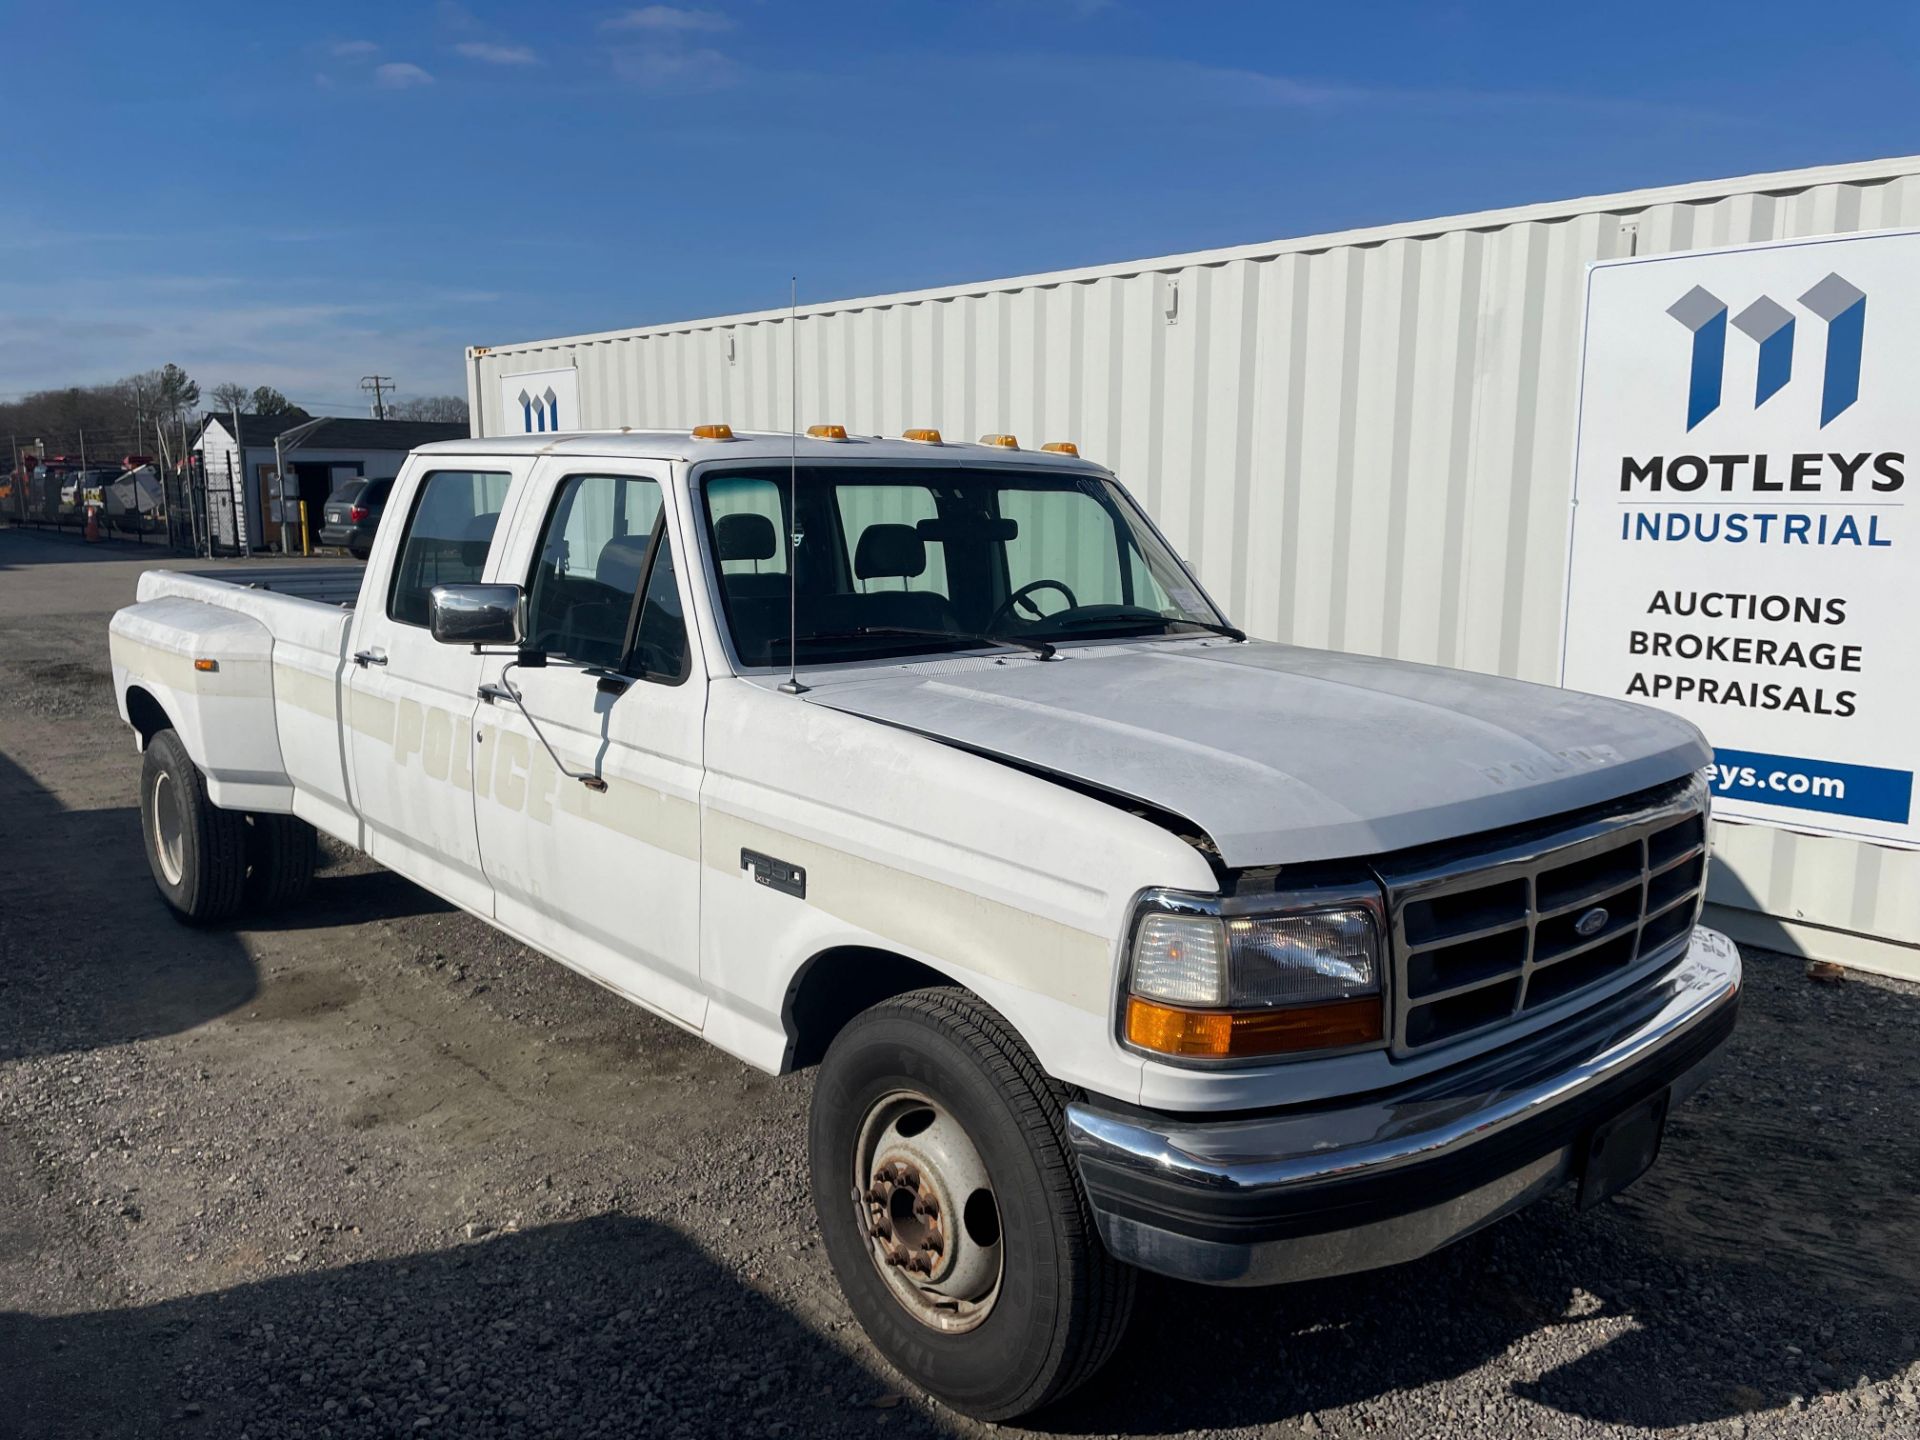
{"left": 360, "top": 375, "right": 395, "bottom": 421}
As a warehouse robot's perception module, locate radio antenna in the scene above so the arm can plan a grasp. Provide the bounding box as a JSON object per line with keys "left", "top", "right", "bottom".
{"left": 777, "top": 275, "right": 809, "bottom": 695}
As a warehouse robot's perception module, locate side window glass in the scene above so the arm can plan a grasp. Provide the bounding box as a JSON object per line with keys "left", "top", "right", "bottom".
{"left": 632, "top": 536, "right": 689, "bottom": 681}
{"left": 837, "top": 484, "right": 947, "bottom": 596}
{"left": 387, "top": 470, "right": 511, "bottom": 627}
{"left": 525, "top": 474, "right": 664, "bottom": 668}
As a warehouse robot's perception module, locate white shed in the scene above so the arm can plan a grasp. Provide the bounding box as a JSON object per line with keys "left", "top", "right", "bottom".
{"left": 194, "top": 415, "right": 468, "bottom": 552}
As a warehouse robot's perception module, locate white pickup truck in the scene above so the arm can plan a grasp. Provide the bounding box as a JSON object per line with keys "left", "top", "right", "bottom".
{"left": 110, "top": 426, "right": 1740, "bottom": 1419}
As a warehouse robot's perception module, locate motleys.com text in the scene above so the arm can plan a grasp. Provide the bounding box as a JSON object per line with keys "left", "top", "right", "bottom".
{"left": 1703, "top": 748, "right": 1914, "bottom": 825}
{"left": 1708, "top": 760, "right": 1845, "bottom": 800}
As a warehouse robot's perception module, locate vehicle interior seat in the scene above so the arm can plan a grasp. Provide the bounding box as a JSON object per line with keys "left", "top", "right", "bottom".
{"left": 549, "top": 532, "right": 653, "bottom": 667}
{"left": 714, "top": 513, "right": 789, "bottom": 660}
{"left": 715, "top": 513, "right": 786, "bottom": 599}
{"left": 812, "top": 523, "right": 955, "bottom": 633}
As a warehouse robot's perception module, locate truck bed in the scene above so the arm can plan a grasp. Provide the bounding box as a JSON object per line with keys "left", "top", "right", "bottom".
{"left": 111, "top": 566, "right": 363, "bottom": 832}
{"left": 186, "top": 565, "right": 364, "bottom": 608}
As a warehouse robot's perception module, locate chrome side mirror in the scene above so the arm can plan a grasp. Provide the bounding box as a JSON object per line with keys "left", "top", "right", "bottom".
{"left": 428, "top": 584, "right": 523, "bottom": 647}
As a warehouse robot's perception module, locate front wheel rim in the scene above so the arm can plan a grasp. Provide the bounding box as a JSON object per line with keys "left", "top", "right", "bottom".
{"left": 851, "top": 1089, "right": 1004, "bottom": 1333}
{"left": 150, "top": 769, "right": 185, "bottom": 887}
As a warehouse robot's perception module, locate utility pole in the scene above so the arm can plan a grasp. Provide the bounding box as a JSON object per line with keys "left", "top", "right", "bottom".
{"left": 360, "top": 375, "right": 395, "bottom": 420}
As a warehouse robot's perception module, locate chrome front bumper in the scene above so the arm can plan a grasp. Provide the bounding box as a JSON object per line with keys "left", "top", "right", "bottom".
{"left": 1066, "top": 927, "right": 1741, "bottom": 1286}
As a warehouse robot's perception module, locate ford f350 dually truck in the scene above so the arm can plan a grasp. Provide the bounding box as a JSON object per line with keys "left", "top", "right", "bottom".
{"left": 110, "top": 426, "right": 1739, "bottom": 1419}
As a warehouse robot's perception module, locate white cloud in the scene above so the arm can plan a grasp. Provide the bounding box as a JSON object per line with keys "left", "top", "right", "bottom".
{"left": 374, "top": 62, "right": 435, "bottom": 89}
{"left": 455, "top": 41, "right": 539, "bottom": 65}
{"left": 603, "top": 5, "right": 733, "bottom": 33}
{"left": 330, "top": 39, "right": 380, "bottom": 58}
{"left": 609, "top": 46, "right": 738, "bottom": 93}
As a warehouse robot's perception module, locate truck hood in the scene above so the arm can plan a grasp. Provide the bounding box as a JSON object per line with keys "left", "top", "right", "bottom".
{"left": 802, "top": 640, "right": 1709, "bottom": 867}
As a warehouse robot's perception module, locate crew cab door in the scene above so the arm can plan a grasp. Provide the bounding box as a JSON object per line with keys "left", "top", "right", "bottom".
{"left": 344, "top": 461, "right": 523, "bottom": 912}
{"left": 473, "top": 461, "right": 707, "bottom": 1027}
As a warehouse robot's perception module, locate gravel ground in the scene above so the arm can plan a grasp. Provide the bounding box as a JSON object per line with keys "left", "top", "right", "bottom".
{"left": 2, "top": 526, "right": 1917, "bottom": 1440}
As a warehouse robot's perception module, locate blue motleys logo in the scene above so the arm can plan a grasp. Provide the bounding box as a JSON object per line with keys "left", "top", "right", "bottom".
{"left": 1667, "top": 273, "right": 1865, "bottom": 431}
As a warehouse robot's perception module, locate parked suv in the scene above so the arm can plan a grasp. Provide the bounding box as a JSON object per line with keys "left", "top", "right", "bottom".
{"left": 317, "top": 476, "right": 393, "bottom": 559}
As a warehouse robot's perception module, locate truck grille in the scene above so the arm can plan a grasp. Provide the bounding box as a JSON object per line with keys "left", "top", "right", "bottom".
{"left": 1376, "top": 780, "right": 1708, "bottom": 1057}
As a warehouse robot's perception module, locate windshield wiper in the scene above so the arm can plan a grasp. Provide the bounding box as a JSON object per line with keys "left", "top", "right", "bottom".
{"left": 1050, "top": 613, "right": 1247, "bottom": 643}
{"left": 780, "top": 626, "right": 1057, "bottom": 660}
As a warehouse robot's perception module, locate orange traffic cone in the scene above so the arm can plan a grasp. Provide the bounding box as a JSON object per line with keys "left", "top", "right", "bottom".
{"left": 84, "top": 505, "right": 101, "bottom": 542}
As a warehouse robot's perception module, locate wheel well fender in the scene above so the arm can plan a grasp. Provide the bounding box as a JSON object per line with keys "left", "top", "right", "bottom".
{"left": 783, "top": 945, "right": 964, "bottom": 1070}
{"left": 124, "top": 684, "right": 173, "bottom": 749}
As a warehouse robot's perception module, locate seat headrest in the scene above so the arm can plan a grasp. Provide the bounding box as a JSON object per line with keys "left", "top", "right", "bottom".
{"left": 854, "top": 523, "right": 927, "bottom": 580}
{"left": 596, "top": 533, "right": 653, "bottom": 593}
{"left": 715, "top": 511, "right": 778, "bottom": 563}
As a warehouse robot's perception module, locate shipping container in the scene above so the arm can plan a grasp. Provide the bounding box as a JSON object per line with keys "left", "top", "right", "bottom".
{"left": 467, "top": 154, "right": 1920, "bottom": 979}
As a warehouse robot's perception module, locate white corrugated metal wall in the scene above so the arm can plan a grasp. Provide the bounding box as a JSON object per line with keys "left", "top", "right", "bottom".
{"left": 468, "top": 156, "right": 1920, "bottom": 976}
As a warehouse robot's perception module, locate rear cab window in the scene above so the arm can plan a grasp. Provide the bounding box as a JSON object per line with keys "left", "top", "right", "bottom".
{"left": 386, "top": 470, "right": 512, "bottom": 627}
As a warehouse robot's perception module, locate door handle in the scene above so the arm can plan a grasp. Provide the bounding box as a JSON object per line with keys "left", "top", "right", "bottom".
{"left": 352, "top": 648, "right": 387, "bottom": 668}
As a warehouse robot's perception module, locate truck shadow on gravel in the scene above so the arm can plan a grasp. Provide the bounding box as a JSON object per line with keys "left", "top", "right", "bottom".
{"left": 1034, "top": 953, "right": 1920, "bottom": 1435}
{"left": 0, "top": 748, "right": 258, "bottom": 1065}
{"left": 0, "top": 748, "right": 449, "bottom": 1064}
{"left": 1, "top": 1214, "right": 943, "bottom": 1440}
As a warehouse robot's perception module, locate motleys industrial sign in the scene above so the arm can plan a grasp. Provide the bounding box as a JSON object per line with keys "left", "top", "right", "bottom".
{"left": 1562, "top": 230, "right": 1917, "bottom": 848}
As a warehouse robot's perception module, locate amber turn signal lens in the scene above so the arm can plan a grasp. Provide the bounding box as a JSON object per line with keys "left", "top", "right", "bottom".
{"left": 1125, "top": 995, "right": 1382, "bottom": 1058}
{"left": 691, "top": 423, "right": 735, "bottom": 440}
{"left": 902, "top": 427, "right": 943, "bottom": 443}
{"left": 807, "top": 423, "right": 848, "bottom": 440}
{"left": 192, "top": 658, "right": 219, "bottom": 673}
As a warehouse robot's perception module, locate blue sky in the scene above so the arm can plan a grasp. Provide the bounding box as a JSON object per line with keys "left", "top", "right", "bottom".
{"left": 5, "top": 1, "right": 1915, "bottom": 413}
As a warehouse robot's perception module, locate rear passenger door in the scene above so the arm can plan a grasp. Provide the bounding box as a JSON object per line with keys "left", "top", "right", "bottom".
{"left": 473, "top": 462, "right": 707, "bottom": 1028}
{"left": 344, "top": 461, "right": 523, "bottom": 913}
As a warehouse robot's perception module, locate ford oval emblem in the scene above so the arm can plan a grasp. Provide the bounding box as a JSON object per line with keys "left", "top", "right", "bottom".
{"left": 1574, "top": 906, "right": 1610, "bottom": 938}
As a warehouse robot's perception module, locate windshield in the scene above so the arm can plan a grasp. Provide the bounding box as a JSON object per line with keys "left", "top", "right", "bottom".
{"left": 699, "top": 464, "right": 1227, "bottom": 667}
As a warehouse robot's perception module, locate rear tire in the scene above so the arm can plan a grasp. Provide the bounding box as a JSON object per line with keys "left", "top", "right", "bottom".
{"left": 809, "top": 987, "right": 1135, "bottom": 1420}
{"left": 244, "top": 813, "right": 317, "bottom": 912}
{"left": 140, "top": 728, "right": 246, "bottom": 926}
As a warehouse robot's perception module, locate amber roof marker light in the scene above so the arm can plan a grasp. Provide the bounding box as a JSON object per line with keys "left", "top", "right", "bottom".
{"left": 807, "top": 423, "right": 849, "bottom": 441}
{"left": 902, "top": 428, "right": 943, "bottom": 444}
{"left": 691, "top": 423, "right": 736, "bottom": 441}
{"left": 979, "top": 433, "right": 1020, "bottom": 448}
{"left": 1041, "top": 441, "right": 1080, "bottom": 456}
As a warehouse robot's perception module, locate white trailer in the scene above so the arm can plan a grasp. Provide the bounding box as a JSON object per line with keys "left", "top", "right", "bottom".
{"left": 466, "top": 155, "right": 1920, "bottom": 979}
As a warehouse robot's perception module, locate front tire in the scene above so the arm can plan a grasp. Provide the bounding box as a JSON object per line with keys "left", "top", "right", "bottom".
{"left": 140, "top": 728, "right": 246, "bottom": 925}
{"left": 809, "top": 988, "right": 1135, "bottom": 1420}
{"left": 244, "top": 813, "right": 317, "bottom": 911}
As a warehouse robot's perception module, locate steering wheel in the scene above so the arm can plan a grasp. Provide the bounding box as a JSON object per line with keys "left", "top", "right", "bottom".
{"left": 988, "top": 578, "right": 1079, "bottom": 630}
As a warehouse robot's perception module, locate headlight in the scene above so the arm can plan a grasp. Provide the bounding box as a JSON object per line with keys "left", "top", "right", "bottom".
{"left": 1123, "top": 888, "right": 1386, "bottom": 1062}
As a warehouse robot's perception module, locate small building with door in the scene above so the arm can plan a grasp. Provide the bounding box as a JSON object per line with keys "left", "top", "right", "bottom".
{"left": 194, "top": 414, "right": 468, "bottom": 553}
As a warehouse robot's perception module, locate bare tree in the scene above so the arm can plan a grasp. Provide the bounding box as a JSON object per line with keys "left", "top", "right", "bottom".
{"left": 209, "top": 382, "right": 250, "bottom": 413}
{"left": 388, "top": 395, "right": 470, "bottom": 423}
